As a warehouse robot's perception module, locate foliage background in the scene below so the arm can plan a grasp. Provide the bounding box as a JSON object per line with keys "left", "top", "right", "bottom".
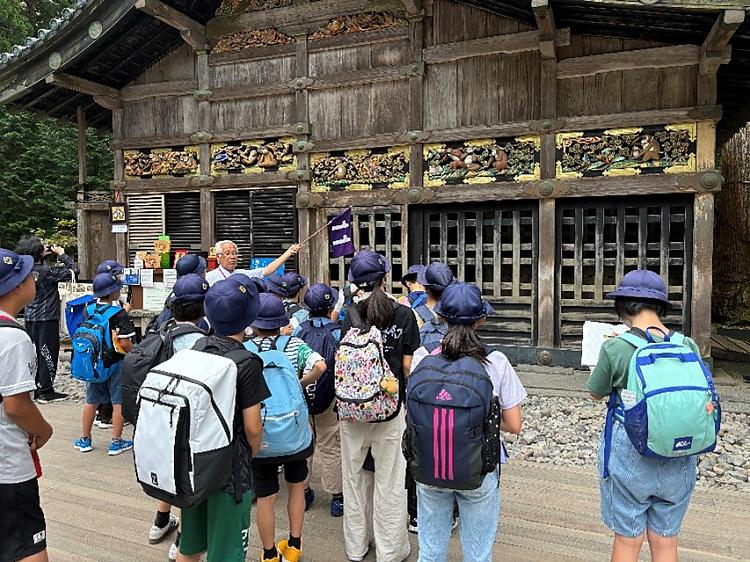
{"left": 0, "top": 0, "right": 114, "bottom": 253}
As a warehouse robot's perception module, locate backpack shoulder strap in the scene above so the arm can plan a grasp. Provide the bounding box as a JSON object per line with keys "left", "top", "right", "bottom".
{"left": 618, "top": 332, "right": 646, "bottom": 349}
{"left": 244, "top": 339, "right": 260, "bottom": 354}
{"left": 225, "top": 348, "right": 256, "bottom": 366}
{"left": 414, "top": 304, "right": 434, "bottom": 324}
{"left": 323, "top": 321, "right": 341, "bottom": 336}
{"left": 0, "top": 318, "right": 25, "bottom": 332}
{"left": 273, "top": 335, "right": 292, "bottom": 352}
{"left": 670, "top": 332, "right": 686, "bottom": 346}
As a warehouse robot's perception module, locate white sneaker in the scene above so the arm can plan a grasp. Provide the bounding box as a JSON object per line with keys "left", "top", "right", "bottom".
{"left": 149, "top": 514, "right": 178, "bottom": 544}
{"left": 168, "top": 541, "right": 178, "bottom": 561}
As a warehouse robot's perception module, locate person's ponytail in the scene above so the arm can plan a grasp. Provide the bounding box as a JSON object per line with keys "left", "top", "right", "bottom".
{"left": 355, "top": 278, "right": 394, "bottom": 329}
{"left": 441, "top": 323, "right": 488, "bottom": 364}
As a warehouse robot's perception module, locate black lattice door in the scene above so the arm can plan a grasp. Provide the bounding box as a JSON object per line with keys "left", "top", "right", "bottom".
{"left": 556, "top": 196, "right": 693, "bottom": 348}
{"left": 410, "top": 203, "right": 537, "bottom": 346}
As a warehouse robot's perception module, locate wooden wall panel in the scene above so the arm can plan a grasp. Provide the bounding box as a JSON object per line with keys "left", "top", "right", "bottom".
{"left": 122, "top": 97, "right": 194, "bottom": 139}
{"left": 212, "top": 95, "right": 296, "bottom": 132}
{"left": 432, "top": 0, "right": 532, "bottom": 45}
{"left": 210, "top": 56, "right": 295, "bottom": 88}
{"left": 308, "top": 39, "right": 410, "bottom": 76}
{"left": 132, "top": 44, "right": 196, "bottom": 85}
{"left": 424, "top": 62, "right": 457, "bottom": 130}
{"left": 557, "top": 34, "right": 696, "bottom": 117}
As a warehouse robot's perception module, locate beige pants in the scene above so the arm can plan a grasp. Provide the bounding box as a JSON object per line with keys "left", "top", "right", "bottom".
{"left": 307, "top": 403, "right": 343, "bottom": 495}
{"left": 340, "top": 411, "right": 410, "bottom": 562}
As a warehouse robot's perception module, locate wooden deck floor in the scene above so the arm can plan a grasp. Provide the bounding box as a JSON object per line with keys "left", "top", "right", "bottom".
{"left": 36, "top": 402, "right": 749, "bottom": 561}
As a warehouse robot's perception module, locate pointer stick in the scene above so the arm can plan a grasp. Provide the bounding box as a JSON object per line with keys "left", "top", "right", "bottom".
{"left": 299, "top": 218, "right": 336, "bottom": 246}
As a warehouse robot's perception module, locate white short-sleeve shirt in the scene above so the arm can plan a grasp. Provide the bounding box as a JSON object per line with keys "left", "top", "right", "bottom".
{"left": 206, "top": 265, "right": 265, "bottom": 287}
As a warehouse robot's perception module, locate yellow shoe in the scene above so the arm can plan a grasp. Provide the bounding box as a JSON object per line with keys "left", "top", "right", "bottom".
{"left": 278, "top": 539, "right": 303, "bottom": 562}
{"left": 260, "top": 551, "right": 280, "bottom": 562}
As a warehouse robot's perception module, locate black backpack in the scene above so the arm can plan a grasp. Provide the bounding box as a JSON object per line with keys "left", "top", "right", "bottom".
{"left": 121, "top": 320, "right": 207, "bottom": 424}
{"left": 296, "top": 318, "right": 339, "bottom": 415}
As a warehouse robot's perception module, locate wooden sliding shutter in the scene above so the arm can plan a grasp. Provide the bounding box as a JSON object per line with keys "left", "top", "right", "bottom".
{"left": 127, "top": 194, "right": 164, "bottom": 266}
{"left": 214, "top": 188, "right": 298, "bottom": 271}
{"left": 556, "top": 196, "right": 692, "bottom": 348}
{"left": 165, "top": 192, "right": 202, "bottom": 250}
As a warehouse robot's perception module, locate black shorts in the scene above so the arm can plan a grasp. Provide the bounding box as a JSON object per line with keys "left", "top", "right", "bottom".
{"left": 0, "top": 479, "right": 47, "bottom": 562}
{"left": 252, "top": 460, "right": 309, "bottom": 498}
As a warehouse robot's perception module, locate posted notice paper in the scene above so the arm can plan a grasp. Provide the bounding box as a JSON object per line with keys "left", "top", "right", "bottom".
{"left": 581, "top": 321, "right": 630, "bottom": 367}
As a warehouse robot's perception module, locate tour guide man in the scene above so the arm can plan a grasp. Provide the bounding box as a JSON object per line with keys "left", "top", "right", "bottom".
{"left": 206, "top": 240, "right": 301, "bottom": 286}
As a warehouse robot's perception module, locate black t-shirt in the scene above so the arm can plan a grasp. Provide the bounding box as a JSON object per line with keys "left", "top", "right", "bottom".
{"left": 193, "top": 335, "right": 270, "bottom": 494}
{"left": 341, "top": 301, "right": 420, "bottom": 417}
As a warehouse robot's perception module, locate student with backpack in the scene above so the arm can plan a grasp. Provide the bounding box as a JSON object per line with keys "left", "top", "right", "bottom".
{"left": 71, "top": 273, "right": 136, "bottom": 456}
{"left": 244, "top": 293, "right": 326, "bottom": 562}
{"left": 294, "top": 283, "right": 344, "bottom": 517}
{"left": 148, "top": 253, "right": 209, "bottom": 334}
{"left": 266, "top": 272, "right": 310, "bottom": 334}
{"left": 588, "top": 270, "right": 720, "bottom": 562}
{"left": 337, "top": 250, "right": 420, "bottom": 562}
{"left": 0, "top": 248, "right": 54, "bottom": 562}
{"left": 140, "top": 275, "right": 268, "bottom": 562}
{"left": 405, "top": 282, "right": 526, "bottom": 562}
{"left": 398, "top": 265, "right": 427, "bottom": 309}
{"left": 414, "top": 262, "right": 455, "bottom": 346}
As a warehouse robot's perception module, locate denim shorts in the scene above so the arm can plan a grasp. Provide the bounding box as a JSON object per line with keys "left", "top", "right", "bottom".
{"left": 598, "top": 421, "right": 697, "bottom": 538}
{"left": 85, "top": 368, "right": 123, "bottom": 405}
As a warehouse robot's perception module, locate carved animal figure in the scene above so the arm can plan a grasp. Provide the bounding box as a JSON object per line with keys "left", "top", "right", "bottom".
{"left": 492, "top": 148, "right": 509, "bottom": 171}
{"left": 445, "top": 148, "right": 466, "bottom": 170}
{"left": 258, "top": 147, "right": 278, "bottom": 168}
{"left": 637, "top": 135, "right": 661, "bottom": 162}
{"left": 463, "top": 150, "right": 482, "bottom": 172}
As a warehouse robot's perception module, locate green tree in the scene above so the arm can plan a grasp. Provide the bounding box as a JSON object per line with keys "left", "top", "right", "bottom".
{"left": 0, "top": 0, "right": 32, "bottom": 51}
{"left": 23, "top": 0, "right": 75, "bottom": 29}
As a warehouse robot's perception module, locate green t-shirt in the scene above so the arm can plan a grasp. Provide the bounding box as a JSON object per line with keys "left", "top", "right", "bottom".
{"left": 587, "top": 329, "right": 701, "bottom": 398}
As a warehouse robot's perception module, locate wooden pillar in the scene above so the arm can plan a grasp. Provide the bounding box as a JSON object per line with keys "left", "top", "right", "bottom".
{"left": 534, "top": 0, "right": 557, "bottom": 349}
{"left": 76, "top": 106, "right": 91, "bottom": 278}
{"left": 196, "top": 50, "right": 213, "bottom": 251}
{"left": 112, "top": 108, "right": 127, "bottom": 265}
{"left": 692, "top": 120, "right": 717, "bottom": 357}
{"left": 295, "top": 33, "right": 313, "bottom": 277}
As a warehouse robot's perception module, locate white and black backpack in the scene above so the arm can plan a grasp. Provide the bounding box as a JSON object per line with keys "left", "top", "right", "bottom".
{"left": 133, "top": 347, "right": 251, "bottom": 509}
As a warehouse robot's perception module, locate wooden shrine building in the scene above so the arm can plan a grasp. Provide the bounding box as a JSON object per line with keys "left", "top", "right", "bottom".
{"left": 2, "top": 0, "right": 750, "bottom": 365}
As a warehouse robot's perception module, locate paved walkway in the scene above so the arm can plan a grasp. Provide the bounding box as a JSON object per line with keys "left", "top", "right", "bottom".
{"left": 37, "top": 402, "right": 749, "bottom": 561}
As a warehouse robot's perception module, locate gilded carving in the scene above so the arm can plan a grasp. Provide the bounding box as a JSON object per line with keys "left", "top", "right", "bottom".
{"left": 216, "top": 0, "right": 292, "bottom": 16}
{"left": 214, "top": 28, "right": 294, "bottom": 53}
{"left": 124, "top": 147, "right": 200, "bottom": 179}
{"left": 211, "top": 138, "right": 296, "bottom": 175}
{"left": 311, "top": 147, "right": 410, "bottom": 192}
{"left": 555, "top": 123, "right": 697, "bottom": 178}
{"left": 309, "top": 11, "right": 409, "bottom": 41}
{"left": 423, "top": 137, "right": 540, "bottom": 187}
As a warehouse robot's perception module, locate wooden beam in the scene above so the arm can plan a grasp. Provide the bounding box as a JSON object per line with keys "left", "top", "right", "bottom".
{"left": 402, "top": 0, "right": 423, "bottom": 15}
{"left": 423, "top": 28, "right": 570, "bottom": 64}
{"left": 135, "top": 0, "right": 207, "bottom": 51}
{"left": 46, "top": 73, "right": 120, "bottom": 99}
{"left": 703, "top": 9, "right": 745, "bottom": 54}
{"left": 120, "top": 80, "right": 197, "bottom": 102}
{"left": 537, "top": 198, "right": 555, "bottom": 347}
{"left": 557, "top": 45, "right": 724, "bottom": 79}
{"left": 532, "top": 0, "right": 556, "bottom": 60}
{"left": 576, "top": 1, "right": 750, "bottom": 9}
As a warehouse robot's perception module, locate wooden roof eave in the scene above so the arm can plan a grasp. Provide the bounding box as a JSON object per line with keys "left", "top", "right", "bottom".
{"left": 0, "top": 1, "right": 134, "bottom": 109}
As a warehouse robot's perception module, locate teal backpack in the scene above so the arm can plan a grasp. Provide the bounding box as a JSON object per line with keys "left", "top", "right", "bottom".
{"left": 602, "top": 327, "right": 721, "bottom": 478}
{"left": 70, "top": 303, "right": 122, "bottom": 382}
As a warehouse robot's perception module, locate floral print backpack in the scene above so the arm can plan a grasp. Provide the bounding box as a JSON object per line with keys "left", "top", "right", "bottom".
{"left": 335, "top": 308, "right": 400, "bottom": 422}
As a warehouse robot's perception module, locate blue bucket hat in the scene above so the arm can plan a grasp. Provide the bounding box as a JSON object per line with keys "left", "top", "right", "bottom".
{"left": 205, "top": 275, "right": 260, "bottom": 336}
{"left": 434, "top": 282, "right": 493, "bottom": 325}
{"left": 92, "top": 273, "right": 123, "bottom": 299}
{"left": 170, "top": 274, "right": 209, "bottom": 304}
{"left": 251, "top": 293, "right": 290, "bottom": 330}
{"left": 266, "top": 272, "right": 308, "bottom": 298}
{"left": 607, "top": 269, "right": 670, "bottom": 306}
{"left": 401, "top": 264, "right": 426, "bottom": 287}
{"left": 0, "top": 249, "right": 34, "bottom": 297}
{"left": 176, "top": 254, "right": 207, "bottom": 278}
{"left": 418, "top": 262, "right": 456, "bottom": 294}
{"left": 96, "top": 259, "right": 124, "bottom": 276}
{"left": 348, "top": 250, "right": 391, "bottom": 285}
{"left": 304, "top": 283, "right": 339, "bottom": 313}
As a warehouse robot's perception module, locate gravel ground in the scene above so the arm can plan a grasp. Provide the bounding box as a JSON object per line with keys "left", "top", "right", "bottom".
{"left": 54, "top": 359, "right": 750, "bottom": 492}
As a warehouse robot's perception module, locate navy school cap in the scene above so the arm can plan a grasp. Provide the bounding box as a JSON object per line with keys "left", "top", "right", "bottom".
{"left": 204, "top": 275, "right": 260, "bottom": 336}
{"left": 0, "top": 249, "right": 34, "bottom": 297}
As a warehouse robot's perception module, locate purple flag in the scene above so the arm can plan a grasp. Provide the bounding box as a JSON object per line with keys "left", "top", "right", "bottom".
{"left": 329, "top": 208, "right": 355, "bottom": 258}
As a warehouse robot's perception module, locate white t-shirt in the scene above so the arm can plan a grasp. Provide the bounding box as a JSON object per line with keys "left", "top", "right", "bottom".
{"left": 205, "top": 265, "right": 264, "bottom": 287}
{"left": 0, "top": 312, "right": 38, "bottom": 484}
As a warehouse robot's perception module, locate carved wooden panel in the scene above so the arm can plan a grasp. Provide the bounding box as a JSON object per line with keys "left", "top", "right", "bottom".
{"left": 423, "top": 136, "right": 541, "bottom": 187}
{"left": 311, "top": 146, "right": 409, "bottom": 192}
{"left": 309, "top": 11, "right": 408, "bottom": 41}
{"left": 211, "top": 137, "right": 296, "bottom": 175}
{"left": 555, "top": 123, "right": 697, "bottom": 179}
{"left": 216, "top": 0, "right": 292, "bottom": 17}
{"left": 214, "top": 28, "right": 294, "bottom": 54}
{"left": 124, "top": 146, "right": 200, "bottom": 179}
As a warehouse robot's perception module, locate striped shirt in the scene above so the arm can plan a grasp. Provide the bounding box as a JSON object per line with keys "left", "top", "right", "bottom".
{"left": 248, "top": 335, "right": 323, "bottom": 377}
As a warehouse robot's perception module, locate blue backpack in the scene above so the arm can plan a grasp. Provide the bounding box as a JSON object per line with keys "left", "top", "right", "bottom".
{"left": 415, "top": 304, "right": 448, "bottom": 348}
{"left": 602, "top": 327, "right": 721, "bottom": 478}
{"left": 65, "top": 294, "right": 95, "bottom": 337}
{"left": 296, "top": 318, "right": 339, "bottom": 415}
{"left": 404, "top": 352, "right": 501, "bottom": 490}
{"left": 244, "top": 336, "right": 312, "bottom": 459}
{"left": 70, "top": 303, "right": 122, "bottom": 382}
